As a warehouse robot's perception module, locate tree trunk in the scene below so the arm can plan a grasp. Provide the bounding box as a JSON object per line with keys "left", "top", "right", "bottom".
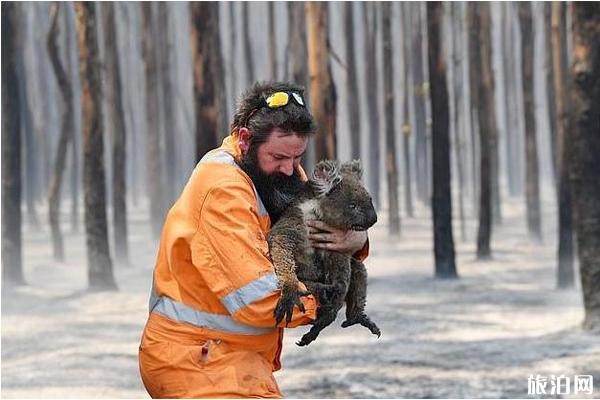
{"left": 428, "top": 2, "right": 457, "bottom": 278}
{"left": 551, "top": 2, "right": 575, "bottom": 289}
{"left": 412, "top": 3, "right": 428, "bottom": 205}
{"left": 344, "top": 2, "right": 361, "bottom": 161}
{"left": 241, "top": 2, "right": 255, "bottom": 84}
{"left": 450, "top": 2, "right": 467, "bottom": 241}
{"left": 268, "top": 2, "right": 277, "bottom": 80}
{"left": 401, "top": 3, "right": 414, "bottom": 218}
{"left": 545, "top": 3, "right": 558, "bottom": 187}
{"left": 306, "top": 2, "right": 337, "bottom": 161}
{"left": 75, "top": 1, "right": 117, "bottom": 291}
{"left": 140, "top": 3, "right": 165, "bottom": 238}
{"left": 570, "top": 3, "right": 600, "bottom": 332}
{"left": 190, "top": 2, "right": 224, "bottom": 163}
{"left": 102, "top": 2, "right": 129, "bottom": 265}
{"left": 47, "top": 2, "right": 75, "bottom": 262}
{"left": 381, "top": 2, "right": 400, "bottom": 235}
{"left": 2, "top": 2, "right": 25, "bottom": 288}
{"left": 518, "top": 2, "right": 542, "bottom": 241}
{"left": 229, "top": 3, "right": 237, "bottom": 103}
{"left": 363, "top": 2, "right": 381, "bottom": 209}
{"left": 474, "top": 3, "right": 496, "bottom": 259}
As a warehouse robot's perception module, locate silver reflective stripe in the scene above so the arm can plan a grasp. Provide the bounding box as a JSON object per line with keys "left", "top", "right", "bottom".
{"left": 199, "top": 149, "right": 269, "bottom": 217}
{"left": 221, "top": 272, "right": 279, "bottom": 314}
{"left": 151, "top": 295, "right": 275, "bottom": 335}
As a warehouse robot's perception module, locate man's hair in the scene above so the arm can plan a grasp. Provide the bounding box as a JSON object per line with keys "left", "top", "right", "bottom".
{"left": 230, "top": 81, "right": 317, "bottom": 146}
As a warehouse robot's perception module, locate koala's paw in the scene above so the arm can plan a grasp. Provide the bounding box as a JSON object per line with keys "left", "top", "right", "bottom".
{"left": 296, "top": 331, "right": 318, "bottom": 347}
{"left": 274, "top": 286, "right": 310, "bottom": 326}
{"left": 342, "top": 314, "right": 381, "bottom": 338}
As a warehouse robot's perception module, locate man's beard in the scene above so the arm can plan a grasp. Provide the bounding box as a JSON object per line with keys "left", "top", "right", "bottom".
{"left": 237, "top": 146, "right": 305, "bottom": 223}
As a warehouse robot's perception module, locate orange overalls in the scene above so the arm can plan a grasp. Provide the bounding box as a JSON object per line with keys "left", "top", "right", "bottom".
{"left": 138, "top": 134, "right": 368, "bottom": 398}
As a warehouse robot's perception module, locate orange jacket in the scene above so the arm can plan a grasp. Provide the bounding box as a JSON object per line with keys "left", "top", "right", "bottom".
{"left": 139, "top": 134, "right": 368, "bottom": 398}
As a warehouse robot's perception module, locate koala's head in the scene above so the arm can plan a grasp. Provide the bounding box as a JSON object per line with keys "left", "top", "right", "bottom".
{"left": 309, "top": 160, "right": 377, "bottom": 231}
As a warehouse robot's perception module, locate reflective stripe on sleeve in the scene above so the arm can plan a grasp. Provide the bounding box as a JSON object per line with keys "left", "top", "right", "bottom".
{"left": 151, "top": 295, "right": 276, "bottom": 335}
{"left": 220, "top": 272, "right": 279, "bottom": 315}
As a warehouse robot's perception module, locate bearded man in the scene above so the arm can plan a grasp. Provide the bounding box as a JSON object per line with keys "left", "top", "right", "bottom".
{"left": 138, "top": 82, "right": 370, "bottom": 398}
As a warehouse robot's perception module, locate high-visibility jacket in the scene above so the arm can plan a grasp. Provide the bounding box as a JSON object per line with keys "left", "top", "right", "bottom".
{"left": 138, "top": 134, "right": 369, "bottom": 398}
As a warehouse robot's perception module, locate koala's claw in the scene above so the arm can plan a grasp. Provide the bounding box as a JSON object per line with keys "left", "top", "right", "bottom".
{"left": 275, "top": 287, "right": 309, "bottom": 326}
{"left": 341, "top": 314, "right": 381, "bottom": 338}
{"left": 296, "top": 331, "right": 317, "bottom": 347}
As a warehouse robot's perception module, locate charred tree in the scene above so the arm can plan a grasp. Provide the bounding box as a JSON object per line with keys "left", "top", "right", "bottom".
{"left": 75, "top": 1, "right": 117, "bottom": 290}
{"left": 363, "top": 2, "right": 381, "bottom": 209}
{"left": 344, "top": 2, "right": 361, "bottom": 160}
{"left": 381, "top": 2, "right": 400, "bottom": 235}
{"left": 190, "top": 2, "right": 225, "bottom": 162}
{"left": 545, "top": 3, "right": 558, "bottom": 186}
{"left": 47, "top": 2, "right": 75, "bottom": 261}
{"left": 306, "top": 2, "right": 337, "bottom": 161}
{"left": 102, "top": 2, "right": 129, "bottom": 265}
{"left": 241, "top": 2, "right": 255, "bottom": 84}
{"left": 428, "top": 2, "right": 457, "bottom": 278}
{"left": 570, "top": 3, "right": 600, "bottom": 331}
{"left": 2, "top": 2, "right": 25, "bottom": 288}
{"left": 268, "top": 2, "right": 277, "bottom": 79}
{"left": 401, "top": 3, "right": 414, "bottom": 218}
{"left": 140, "top": 3, "right": 165, "bottom": 238}
{"left": 518, "top": 2, "right": 542, "bottom": 241}
{"left": 551, "top": 2, "right": 575, "bottom": 289}
{"left": 229, "top": 3, "right": 237, "bottom": 102}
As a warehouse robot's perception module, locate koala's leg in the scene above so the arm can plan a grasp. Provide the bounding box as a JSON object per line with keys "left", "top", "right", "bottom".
{"left": 303, "top": 280, "right": 337, "bottom": 304}
{"left": 268, "top": 236, "right": 309, "bottom": 326}
{"left": 341, "top": 259, "right": 381, "bottom": 337}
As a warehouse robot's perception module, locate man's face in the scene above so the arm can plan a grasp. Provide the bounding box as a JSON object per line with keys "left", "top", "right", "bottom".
{"left": 238, "top": 128, "right": 308, "bottom": 222}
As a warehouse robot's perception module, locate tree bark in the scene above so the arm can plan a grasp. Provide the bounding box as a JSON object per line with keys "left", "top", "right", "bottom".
{"left": 428, "top": 2, "right": 457, "bottom": 278}
{"left": 190, "top": 2, "right": 225, "bottom": 163}
{"left": 306, "top": 2, "right": 337, "bottom": 161}
{"left": 363, "top": 2, "right": 381, "bottom": 209}
{"left": 268, "top": 2, "right": 277, "bottom": 80}
{"left": 518, "top": 2, "right": 542, "bottom": 241}
{"left": 344, "top": 2, "right": 361, "bottom": 161}
{"left": 2, "top": 2, "right": 25, "bottom": 288}
{"left": 401, "top": 2, "right": 414, "bottom": 218}
{"left": 102, "top": 1, "right": 129, "bottom": 265}
{"left": 551, "top": 2, "right": 575, "bottom": 289}
{"left": 545, "top": 3, "right": 558, "bottom": 187}
{"left": 241, "top": 2, "right": 255, "bottom": 84}
{"left": 570, "top": 3, "right": 600, "bottom": 332}
{"left": 140, "top": 3, "right": 165, "bottom": 238}
{"left": 381, "top": 2, "right": 400, "bottom": 235}
{"left": 47, "top": 2, "right": 75, "bottom": 262}
{"left": 75, "top": 1, "right": 117, "bottom": 291}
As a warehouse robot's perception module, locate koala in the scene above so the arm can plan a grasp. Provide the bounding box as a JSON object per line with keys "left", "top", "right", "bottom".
{"left": 267, "top": 160, "right": 380, "bottom": 346}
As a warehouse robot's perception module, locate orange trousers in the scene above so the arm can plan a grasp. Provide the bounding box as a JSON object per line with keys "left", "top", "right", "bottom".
{"left": 138, "top": 313, "right": 283, "bottom": 398}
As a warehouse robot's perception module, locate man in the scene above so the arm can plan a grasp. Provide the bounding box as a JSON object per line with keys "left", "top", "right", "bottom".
{"left": 138, "top": 82, "right": 370, "bottom": 398}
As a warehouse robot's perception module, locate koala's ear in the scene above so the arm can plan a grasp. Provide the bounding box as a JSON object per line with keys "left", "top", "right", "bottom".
{"left": 341, "top": 159, "right": 363, "bottom": 180}
{"left": 310, "top": 160, "right": 342, "bottom": 197}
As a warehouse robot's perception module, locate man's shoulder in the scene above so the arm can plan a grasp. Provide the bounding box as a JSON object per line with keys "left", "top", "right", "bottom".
{"left": 192, "top": 152, "right": 254, "bottom": 195}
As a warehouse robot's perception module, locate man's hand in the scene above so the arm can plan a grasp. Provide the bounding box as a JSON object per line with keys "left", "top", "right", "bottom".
{"left": 306, "top": 220, "right": 367, "bottom": 256}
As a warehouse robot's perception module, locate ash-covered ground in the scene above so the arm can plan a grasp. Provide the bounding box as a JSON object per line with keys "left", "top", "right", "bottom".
{"left": 2, "top": 198, "right": 598, "bottom": 398}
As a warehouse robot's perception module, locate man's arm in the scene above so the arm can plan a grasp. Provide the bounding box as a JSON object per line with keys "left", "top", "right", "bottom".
{"left": 191, "top": 179, "right": 317, "bottom": 329}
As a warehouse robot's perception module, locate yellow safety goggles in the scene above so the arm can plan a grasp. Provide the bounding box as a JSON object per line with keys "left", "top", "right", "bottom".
{"left": 263, "top": 91, "right": 306, "bottom": 109}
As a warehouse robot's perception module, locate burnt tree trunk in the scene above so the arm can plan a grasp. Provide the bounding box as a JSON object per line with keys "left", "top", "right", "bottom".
{"left": 268, "top": 2, "right": 277, "bottom": 79}
{"left": 241, "top": 2, "right": 255, "bottom": 84}
{"left": 75, "top": 1, "right": 117, "bottom": 291}
{"left": 551, "top": 2, "right": 575, "bottom": 289}
{"left": 344, "top": 2, "right": 361, "bottom": 161}
{"left": 428, "top": 2, "right": 457, "bottom": 278}
{"left": 401, "top": 2, "right": 414, "bottom": 218}
{"left": 306, "top": 2, "right": 337, "bottom": 161}
{"left": 570, "top": 3, "right": 600, "bottom": 332}
{"left": 229, "top": 3, "right": 237, "bottom": 102}
{"left": 47, "top": 2, "right": 75, "bottom": 262}
{"left": 381, "top": 2, "right": 400, "bottom": 235}
{"left": 363, "top": 2, "right": 381, "bottom": 209}
{"left": 190, "top": 2, "right": 224, "bottom": 162}
{"left": 102, "top": 2, "right": 129, "bottom": 265}
{"left": 545, "top": 3, "right": 558, "bottom": 186}
{"left": 2, "top": 2, "right": 25, "bottom": 288}
{"left": 518, "top": 2, "right": 542, "bottom": 241}
{"left": 140, "top": 3, "right": 164, "bottom": 238}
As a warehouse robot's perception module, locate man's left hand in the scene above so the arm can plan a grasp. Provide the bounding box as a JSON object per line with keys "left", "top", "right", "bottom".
{"left": 306, "top": 220, "right": 367, "bottom": 256}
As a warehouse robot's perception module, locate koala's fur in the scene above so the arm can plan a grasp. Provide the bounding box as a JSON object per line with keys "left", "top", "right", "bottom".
{"left": 267, "top": 160, "right": 380, "bottom": 346}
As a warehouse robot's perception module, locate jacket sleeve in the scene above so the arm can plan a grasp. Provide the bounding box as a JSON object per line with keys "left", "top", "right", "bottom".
{"left": 191, "top": 178, "right": 317, "bottom": 329}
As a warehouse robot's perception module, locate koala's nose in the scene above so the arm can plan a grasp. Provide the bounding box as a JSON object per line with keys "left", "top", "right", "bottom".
{"left": 366, "top": 208, "right": 378, "bottom": 228}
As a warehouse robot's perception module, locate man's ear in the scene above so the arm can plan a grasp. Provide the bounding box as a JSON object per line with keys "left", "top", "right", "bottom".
{"left": 310, "top": 160, "right": 342, "bottom": 197}
{"left": 238, "top": 127, "right": 252, "bottom": 155}
{"left": 340, "top": 159, "right": 363, "bottom": 180}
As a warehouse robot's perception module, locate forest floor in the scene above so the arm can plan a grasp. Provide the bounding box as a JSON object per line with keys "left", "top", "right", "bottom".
{"left": 2, "top": 197, "right": 599, "bottom": 399}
